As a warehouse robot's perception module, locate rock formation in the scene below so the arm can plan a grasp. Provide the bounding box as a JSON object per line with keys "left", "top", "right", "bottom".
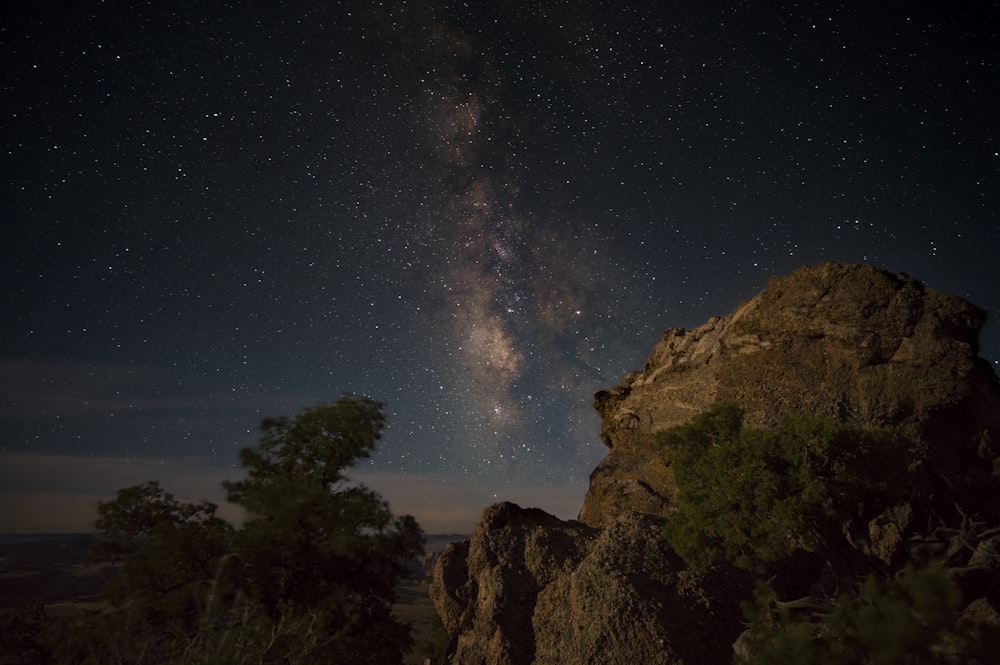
{"left": 431, "top": 262, "right": 1000, "bottom": 664}
{"left": 431, "top": 502, "right": 751, "bottom": 665}
{"left": 584, "top": 261, "right": 999, "bottom": 527}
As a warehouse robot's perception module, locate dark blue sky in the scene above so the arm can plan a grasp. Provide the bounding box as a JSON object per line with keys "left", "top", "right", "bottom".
{"left": 2, "top": 0, "right": 997, "bottom": 532}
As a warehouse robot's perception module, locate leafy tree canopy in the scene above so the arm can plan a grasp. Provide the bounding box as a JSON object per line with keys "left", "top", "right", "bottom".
{"left": 224, "top": 397, "right": 423, "bottom": 627}
{"left": 89, "top": 481, "right": 234, "bottom": 623}
{"left": 227, "top": 393, "right": 386, "bottom": 500}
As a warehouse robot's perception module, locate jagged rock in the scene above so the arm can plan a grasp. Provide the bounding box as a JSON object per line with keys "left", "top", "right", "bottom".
{"left": 583, "top": 261, "right": 1000, "bottom": 527}
{"left": 430, "top": 502, "right": 750, "bottom": 665}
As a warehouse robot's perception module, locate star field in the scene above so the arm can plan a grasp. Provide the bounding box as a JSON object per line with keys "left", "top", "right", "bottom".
{"left": 2, "top": 1, "right": 998, "bottom": 532}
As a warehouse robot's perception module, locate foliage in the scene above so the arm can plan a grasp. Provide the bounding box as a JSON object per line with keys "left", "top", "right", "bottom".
{"left": 658, "top": 403, "right": 912, "bottom": 574}
{"left": 737, "top": 562, "right": 1000, "bottom": 665}
{"left": 416, "top": 613, "right": 453, "bottom": 665}
{"left": 223, "top": 395, "right": 422, "bottom": 629}
{"left": 59, "top": 394, "right": 425, "bottom": 665}
{"left": 660, "top": 403, "right": 1000, "bottom": 665}
{"left": 0, "top": 603, "right": 50, "bottom": 665}
{"left": 227, "top": 394, "right": 386, "bottom": 501}
{"left": 89, "top": 481, "right": 234, "bottom": 628}
{"left": 90, "top": 481, "right": 231, "bottom": 562}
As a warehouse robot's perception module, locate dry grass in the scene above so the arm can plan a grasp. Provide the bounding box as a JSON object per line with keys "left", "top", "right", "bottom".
{"left": 394, "top": 578, "right": 443, "bottom": 664}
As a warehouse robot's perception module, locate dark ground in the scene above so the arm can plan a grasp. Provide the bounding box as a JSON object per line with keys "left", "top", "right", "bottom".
{"left": 0, "top": 533, "right": 462, "bottom": 663}
{"left": 0, "top": 534, "right": 115, "bottom": 609}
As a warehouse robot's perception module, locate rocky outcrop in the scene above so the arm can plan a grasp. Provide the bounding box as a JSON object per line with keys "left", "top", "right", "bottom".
{"left": 431, "top": 262, "right": 1000, "bottom": 665}
{"left": 583, "top": 261, "right": 1000, "bottom": 526}
{"left": 430, "top": 502, "right": 750, "bottom": 665}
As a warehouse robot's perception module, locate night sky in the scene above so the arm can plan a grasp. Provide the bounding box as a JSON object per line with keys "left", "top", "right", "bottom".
{"left": 2, "top": 1, "right": 998, "bottom": 533}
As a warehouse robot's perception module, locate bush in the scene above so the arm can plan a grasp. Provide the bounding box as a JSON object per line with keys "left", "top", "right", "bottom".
{"left": 658, "top": 404, "right": 912, "bottom": 576}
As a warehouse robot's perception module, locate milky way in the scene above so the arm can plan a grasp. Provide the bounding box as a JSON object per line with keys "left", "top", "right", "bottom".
{"left": 373, "top": 11, "right": 636, "bottom": 480}
{"left": 1, "top": 1, "right": 997, "bottom": 532}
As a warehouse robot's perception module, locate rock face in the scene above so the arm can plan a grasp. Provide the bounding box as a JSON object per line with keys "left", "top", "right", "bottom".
{"left": 583, "top": 261, "right": 1000, "bottom": 527}
{"left": 430, "top": 262, "right": 1000, "bottom": 665}
{"left": 431, "top": 502, "right": 750, "bottom": 665}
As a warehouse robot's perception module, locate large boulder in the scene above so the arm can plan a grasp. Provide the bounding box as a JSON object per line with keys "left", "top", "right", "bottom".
{"left": 430, "top": 502, "right": 749, "bottom": 665}
{"left": 583, "top": 261, "right": 1000, "bottom": 526}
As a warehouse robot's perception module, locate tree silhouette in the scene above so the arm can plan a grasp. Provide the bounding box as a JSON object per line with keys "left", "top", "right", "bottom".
{"left": 78, "top": 394, "right": 423, "bottom": 665}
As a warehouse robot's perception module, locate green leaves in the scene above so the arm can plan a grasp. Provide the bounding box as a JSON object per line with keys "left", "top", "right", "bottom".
{"left": 90, "top": 481, "right": 234, "bottom": 623}
{"left": 658, "top": 404, "right": 912, "bottom": 573}
{"left": 660, "top": 404, "right": 1000, "bottom": 664}
{"left": 91, "top": 480, "right": 229, "bottom": 564}
{"left": 249, "top": 395, "right": 384, "bottom": 486}
{"left": 740, "top": 563, "right": 972, "bottom": 665}
{"left": 222, "top": 396, "right": 423, "bottom": 631}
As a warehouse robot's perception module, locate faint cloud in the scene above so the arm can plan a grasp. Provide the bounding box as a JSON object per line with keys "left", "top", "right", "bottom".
{"left": 0, "top": 452, "right": 243, "bottom": 533}
{"left": 0, "top": 453, "right": 588, "bottom": 536}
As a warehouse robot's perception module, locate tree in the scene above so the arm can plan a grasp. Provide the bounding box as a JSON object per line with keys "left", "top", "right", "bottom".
{"left": 79, "top": 395, "right": 423, "bottom": 665}
{"left": 90, "top": 481, "right": 234, "bottom": 628}
{"left": 223, "top": 396, "right": 424, "bottom": 664}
